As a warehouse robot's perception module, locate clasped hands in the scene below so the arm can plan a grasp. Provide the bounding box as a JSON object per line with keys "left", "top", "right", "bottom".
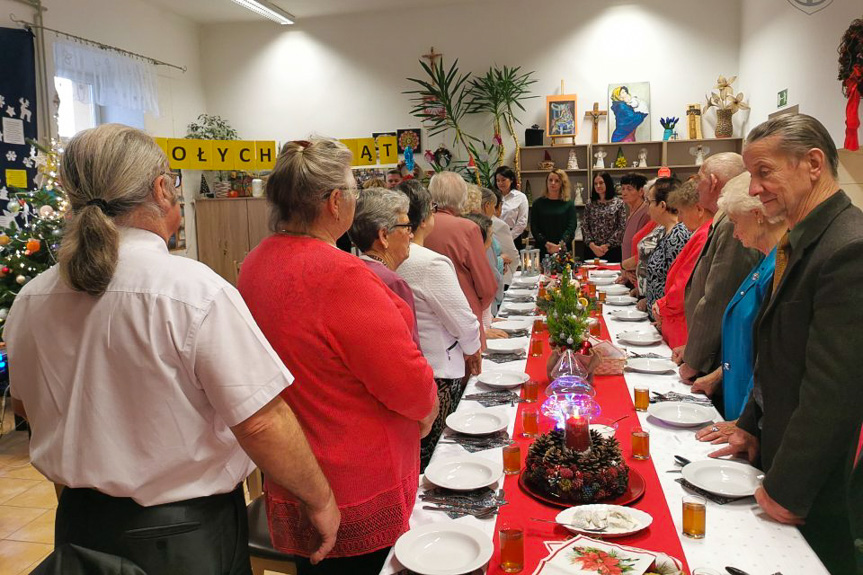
{"left": 588, "top": 242, "right": 609, "bottom": 257}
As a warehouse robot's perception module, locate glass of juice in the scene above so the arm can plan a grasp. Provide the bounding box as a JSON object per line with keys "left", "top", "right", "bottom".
{"left": 521, "top": 406, "right": 539, "bottom": 438}
{"left": 634, "top": 384, "right": 649, "bottom": 411}
{"left": 631, "top": 427, "right": 650, "bottom": 460}
{"left": 682, "top": 495, "right": 707, "bottom": 539}
{"left": 502, "top": 443, "right": 521, "bottom": 475}
{"left": 522, "top": 379, "right": 538, "bottom": 403}
{"left": 499, "top": 522, "right": 525, "bottom": 573}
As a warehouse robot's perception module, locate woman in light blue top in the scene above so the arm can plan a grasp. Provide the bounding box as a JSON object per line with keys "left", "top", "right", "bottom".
{"left": 693, "top": 172, "right": 786, "bottom": 426}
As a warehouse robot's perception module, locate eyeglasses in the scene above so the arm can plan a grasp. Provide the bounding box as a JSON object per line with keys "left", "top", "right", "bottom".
{"left": 390, "top": 223, "right": 413, "bottom": 232}
{"left": 322, "top": 186, "right": 359, "bottom": 201}
{"left": 162, "top": 171, "right": 182, "bottom": 188}
{"left": 431, "top": 202, "right": 438, "bottom": 213}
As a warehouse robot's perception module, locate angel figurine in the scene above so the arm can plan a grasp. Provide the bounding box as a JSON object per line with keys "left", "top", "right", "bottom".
{"left": 593, "top": 148, "right": 607, "bottom": 169}
{"left": 573, "top": 183, "right": 585, "bottom": 206}
{"left": 689, "top": 144, "right": 710, "bottom": 166}
{"left": 567, "top": 148, "right": 579, "bottom": 170}
{"left": 637, "top": 148, "right": 648, "bottom": 167}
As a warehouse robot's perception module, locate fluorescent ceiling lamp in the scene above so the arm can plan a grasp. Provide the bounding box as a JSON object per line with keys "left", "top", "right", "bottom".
{"left": 230, "top": 0, "right": 295, "bottom": 25}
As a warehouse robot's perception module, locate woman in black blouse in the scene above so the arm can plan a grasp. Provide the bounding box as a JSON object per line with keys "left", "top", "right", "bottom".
{"left": 530, "top": 169, "right": 577, "bottom": 258}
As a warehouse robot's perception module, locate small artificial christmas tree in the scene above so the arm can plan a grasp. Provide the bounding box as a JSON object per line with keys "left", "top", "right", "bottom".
{"left": 544, "top": 266, "right": 590, "bottom": 350}
{"left": 0, "top": 139, "right": 67, "bottom": 334}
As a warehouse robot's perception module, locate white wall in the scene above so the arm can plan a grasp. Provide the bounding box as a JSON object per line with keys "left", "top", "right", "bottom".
{"left": 200, "top": 0, "right": 742, "bottom": 157}
{"left": 1, "top": 0, "right": 207, "bottom": 257}
{"left": 739, "top": 0, "right": 862, "bottom": 146}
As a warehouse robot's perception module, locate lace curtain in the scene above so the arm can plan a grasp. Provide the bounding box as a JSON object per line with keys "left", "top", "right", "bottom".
{"left": 53, "top": 40, "right": 160, "bottom": 116}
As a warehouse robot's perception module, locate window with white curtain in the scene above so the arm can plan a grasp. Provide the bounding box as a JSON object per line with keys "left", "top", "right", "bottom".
{"left": 53, "top": 39, "right": 159, "bottom": 136}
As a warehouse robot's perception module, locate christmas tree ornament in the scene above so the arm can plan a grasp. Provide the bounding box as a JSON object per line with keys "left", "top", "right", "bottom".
{"left": 0, "top": 308, "right": 8, "bottom": 320}
{"left": 16, "top": 275, "right": 27, "bottom": 285}
{"left": 7, "top": 200, "right": 21, "bottom": 214}
{"left": 0, "top": 234, "right": 9, "bottom": 246}
{"left": 25, "top": 239, "right": 41, "bottom": 253}
{"left": 39, "top": 205, "right": 55, "bottom": 218}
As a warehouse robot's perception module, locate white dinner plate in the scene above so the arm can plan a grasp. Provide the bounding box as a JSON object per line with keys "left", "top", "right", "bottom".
{"left": 617, "top": 330, "right": 662, "bottom": 346}
{"left": 424, "top": 456, "right": 503, "bottom": 491}
{"left": 586, "top": 259, "right": 609, "bottom": 264}
{"left": 513, "top": 277, "right": 538, "bottom": 287}
{"left": 556, "top": 505, "right": 653, "bottom": 538}
{"left": 588, "top": 276, "right": 615, "bottom": 286}
{"left": 394, "top": 522, "right": 493, "bottom": 575}
{"left": 506, "top": 288, "right": 534, "bottom": 297}
{"left": 493, "top": 320, "right": 532, "bottom": 332}
{"left": 502, "top": 302, "right": 536, "bottom": 312}
{"left": 610, "top": 308, "right": 648, "bottom": 321}
{"left": 486, "top": 338, "right": 528, "bottom": 353}
{"left": 682, "top": 459, "right": 764, "bottom": 497}
{"left": 476, "top": 371, "right": 529, "bottom": 388}
{"left": 647, "top": 401, "right": 716, "bottom": 428}
{"left": 598, "top": 284, "right": 629, "bottom": 295}
{"left": 627, "top": 357, "right": 677, "bottom": 374}
{"left": 589, "top": 270, "right": 618, "bottom": 278}
{"left": 606, "top": 295, "right": 638, "bottom": 306}
{"left": 446, "top": 410, "right": 509, "bottom": 435}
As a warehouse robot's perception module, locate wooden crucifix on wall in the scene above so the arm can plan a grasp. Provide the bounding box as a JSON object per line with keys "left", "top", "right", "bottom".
{"left": 422, "top": 47, "right": 443, "bottom": 67}
{"left": 584, "top": 102, "right": 607, "bottom": 144}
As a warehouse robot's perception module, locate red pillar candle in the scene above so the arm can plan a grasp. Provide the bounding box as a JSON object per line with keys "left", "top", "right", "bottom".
{"left": 565, "top": 414, "right": 591, "bottom": 453}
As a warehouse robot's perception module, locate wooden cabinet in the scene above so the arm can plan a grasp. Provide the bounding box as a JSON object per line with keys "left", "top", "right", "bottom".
{"left": 195, "top": 198, "right": 271, "bottom": 285}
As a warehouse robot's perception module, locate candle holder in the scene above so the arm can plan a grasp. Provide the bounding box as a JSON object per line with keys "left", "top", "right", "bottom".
{"left": 565, "top": 413, "right": 592, "bottom": 453}
{"left": 520, "top": 248, "right": 541, "bottom": 276}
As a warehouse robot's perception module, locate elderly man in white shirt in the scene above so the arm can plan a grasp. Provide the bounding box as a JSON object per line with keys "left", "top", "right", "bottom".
{"left": 6, "top": 124, "right": 339, "bottom": 575}
{"left": 495, "top": 165, "right": 529, "bottom": 250}
{"left": 395, "top": 180, "right": 482, "bottom": 469}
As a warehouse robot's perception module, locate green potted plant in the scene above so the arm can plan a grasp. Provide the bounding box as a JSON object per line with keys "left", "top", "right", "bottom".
{"left": 185, "top": 114, "right": 240, "bottom": 194}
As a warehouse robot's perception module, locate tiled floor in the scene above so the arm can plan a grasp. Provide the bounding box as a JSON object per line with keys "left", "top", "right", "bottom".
{"left": 0, "top": 420, "right": 55, "bottom": 575}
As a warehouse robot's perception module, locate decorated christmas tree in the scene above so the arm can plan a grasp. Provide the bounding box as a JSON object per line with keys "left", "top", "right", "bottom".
{"left": 0, "top": 140, "right": 67, "bottom": 333}
{"left": 543, "top": 266, "right": 590, "bottom": 350}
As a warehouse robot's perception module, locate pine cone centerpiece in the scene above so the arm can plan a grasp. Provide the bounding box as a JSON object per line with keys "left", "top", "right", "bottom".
{"left": 524, "top": 428, "right": 630, "bottom": 503}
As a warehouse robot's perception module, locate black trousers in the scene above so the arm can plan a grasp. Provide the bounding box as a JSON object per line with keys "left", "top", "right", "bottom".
{"left": 55, "top": 485, "right": 252, "bottom": 575}
{"left": 293, "top": 547, "right": 391, "bottom": 575}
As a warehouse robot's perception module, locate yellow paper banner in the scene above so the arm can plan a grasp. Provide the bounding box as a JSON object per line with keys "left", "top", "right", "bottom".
{"left": 377, "top": 136, "right": 398, "bottom": 164}
{"left": 256, "top": 141, "right": 277, "bottom": 170}
{"left": 355, "top": 138, "right": 377, "bottom": 166}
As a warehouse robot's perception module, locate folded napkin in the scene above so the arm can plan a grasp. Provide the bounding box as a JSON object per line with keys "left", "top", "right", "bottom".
{"left": 501, "top": 329, "right": 530, "bottom": 338}
{"left": 440, "top": 430, "right": 512, "bottom": 453}
{"left": 464, "top": 390, "right": 523, "bottom": 407}
{"left": 675, "top": 477, "right": 748, "bottom": 504}
{"left": 505, "top": 296, "right": 536, "bottom": 303}
{"left": 420, "top": 486, "right": 506, "bottom": 519}
{"left": 651, "top": 391, "right": 713, "bottom": 406}
{"left": 499, "top": 309, "right": 536, "bottom": 317}
{"left": 484, "top": 353, "right": 526, "bottom": 364}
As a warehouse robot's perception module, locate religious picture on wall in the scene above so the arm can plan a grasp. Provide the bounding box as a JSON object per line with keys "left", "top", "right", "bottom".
{"left": 546, "top": 95, "right": 578, "bottom": 138}
{"left": 397, "top": 128, "right": 422, "bottom": 154}
{"left": 607, "top": 82, "right": 650, "bottom": 142}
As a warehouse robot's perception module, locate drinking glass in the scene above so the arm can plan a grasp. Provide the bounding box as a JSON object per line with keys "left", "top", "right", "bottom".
{"left": 634, "top": 384, "right": 649, "bottom": 411}
{"left": 530, "top": 339, "right": 544, "bottom": 357}
{"left": 631, "top": 428, "right": 650, "bottom": 460}
{"left": 522, "top": 379, "right": 539, "bottom": 403}
{"left": 502, "top": 443, "right": 521, "bottom": 475}
{"left": 499, "top": 522, "right": 525, "bottom": 573}
{"left": 521, "top": 406, "right": 539, "bottom": 438}
{"left": 682, "top": 495, "right": 707, "bottom": 539}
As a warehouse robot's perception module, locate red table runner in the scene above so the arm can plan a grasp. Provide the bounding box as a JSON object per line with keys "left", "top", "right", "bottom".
{"left": 486, "top": 312, "right": 690, "bottom": 574}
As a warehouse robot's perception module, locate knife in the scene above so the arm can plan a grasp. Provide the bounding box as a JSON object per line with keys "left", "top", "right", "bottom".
{"left": 725, "top": 567, "right": 752, "bottom": 575}
{"left": 674, "top": 455, "right": 692, "bottom": 467}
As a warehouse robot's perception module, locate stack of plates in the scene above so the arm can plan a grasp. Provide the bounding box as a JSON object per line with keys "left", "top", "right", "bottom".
{"left": 476, "top": 371, "right": 529, "bottom": 388}
{"left": 445, "top": 410, "right": 509, "bottom": 435}
{"left": 605, "top": 295, "right": 638, "bottom": 306}
{"left": 425, "top": 456, "right": 503, "bottom": 491}
{"left": 493, "top": 320, "right": 531, "bottom": 333}
{"left": 647, "top": 402, "right": 715, "bottom": 427}
{"left": 502, "top": 302, "right": 536, "bottom": 313}
{"left": 395, "top": 523, "right": 493, "bottom": 575}
{"left": 617, "top": 330, "right": 662, "bottom": 346}
{"left": 610, "top": 308, "right": 648, "bottom": 321}
{"left": 598, "top": 284, "right": 629, "bottom": 295}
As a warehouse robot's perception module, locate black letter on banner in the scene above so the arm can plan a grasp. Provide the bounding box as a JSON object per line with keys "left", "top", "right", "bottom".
{"left": 217, "top": 147, "right": 229, "bottom": 162}
{"left": 360, "top": 145, "right": 373, "bottom": 162}
{"left": 239, "top": 148, "right": 251, "bottom": 162}
{"left": 259, "top": 147, "right": 272, "bottom": 163}
{"left": 172, "top": 147, "right": 186, "bottom": 161}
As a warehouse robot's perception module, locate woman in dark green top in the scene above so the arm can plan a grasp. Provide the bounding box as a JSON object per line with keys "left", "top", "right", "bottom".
{"left": 531, "top": 168, "right": 578, "bottom": 258}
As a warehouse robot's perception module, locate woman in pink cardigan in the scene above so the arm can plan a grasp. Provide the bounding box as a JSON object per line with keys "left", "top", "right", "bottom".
{"left": 238, "top": 138, "right": 438, "bottom": 575}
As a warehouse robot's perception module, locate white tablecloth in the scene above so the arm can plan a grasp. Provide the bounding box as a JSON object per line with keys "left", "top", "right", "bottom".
{"left": 379, "top": 272, "right": 828, "bottom": 574}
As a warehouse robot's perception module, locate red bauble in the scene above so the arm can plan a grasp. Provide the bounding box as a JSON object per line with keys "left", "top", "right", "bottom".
{"left": 579, "top": 340, "right": 593, "bottom": 352}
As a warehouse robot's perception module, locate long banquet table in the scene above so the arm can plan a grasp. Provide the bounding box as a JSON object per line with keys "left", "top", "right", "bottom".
{"left": 380, "top": 270, "right": 828, "bottom": 575}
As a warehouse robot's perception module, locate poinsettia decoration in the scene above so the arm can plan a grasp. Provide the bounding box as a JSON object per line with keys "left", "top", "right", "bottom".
{"left": 569, "top": 546, "right": 637, "bottom": 575}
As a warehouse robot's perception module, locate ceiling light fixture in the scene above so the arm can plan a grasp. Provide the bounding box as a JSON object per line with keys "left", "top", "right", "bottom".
{"left": 230, "top": 0, "right": 295, "bottom": 25}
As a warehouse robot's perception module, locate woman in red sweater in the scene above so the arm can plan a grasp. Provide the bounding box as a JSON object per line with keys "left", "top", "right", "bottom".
{"left": 238, "top": 138, "right": 439, "bottom": 575}
{"left": 653, "top": 179, "right": 712, "bottom": 348}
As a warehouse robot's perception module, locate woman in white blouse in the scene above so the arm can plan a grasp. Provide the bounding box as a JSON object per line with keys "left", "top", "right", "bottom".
{"left": 396, "top": 180, "right": 482, "bottom": 470}
{"left": 495, "top": 165, "right": 529, "bottom": 250}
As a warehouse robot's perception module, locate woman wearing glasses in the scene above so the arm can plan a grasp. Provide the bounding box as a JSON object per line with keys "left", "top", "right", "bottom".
{"left": 238, "top": 139, "right": 438, "bottom": 574}
{"left": 349, "top": 187, "right": 421, "bottom": 350}
{"left": 395, "top": 180, "right": 482, "bottom": 470}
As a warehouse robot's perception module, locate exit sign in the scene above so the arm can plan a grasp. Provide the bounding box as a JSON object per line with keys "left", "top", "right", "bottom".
{"left": 777, "top": 89, "right": 788, "bottom": 108}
